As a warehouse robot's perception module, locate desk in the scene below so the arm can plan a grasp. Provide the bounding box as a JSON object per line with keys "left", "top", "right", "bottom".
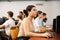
{"left": 29, "top": 32, "right": 60, "bottom": 40}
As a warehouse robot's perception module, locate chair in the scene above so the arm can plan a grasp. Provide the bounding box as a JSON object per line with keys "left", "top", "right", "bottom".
{"left": 10, "top": 26, "right": 30, "bottom": 40}
{"left": 0, "top": 30, "right": 11, "bottom": 40}
{"left": 0, "top": 18, "right": 4, "bottom": 25}
{"left": 10, "top": 26, "right": 19, "bottom": 40}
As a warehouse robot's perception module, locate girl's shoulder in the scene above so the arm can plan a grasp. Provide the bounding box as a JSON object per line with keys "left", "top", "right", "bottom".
{"left": 22, "top": 17, "right": 29, "bottom": 23}
{"left": 23, "top": 18, "right": 27, "bottom": 21}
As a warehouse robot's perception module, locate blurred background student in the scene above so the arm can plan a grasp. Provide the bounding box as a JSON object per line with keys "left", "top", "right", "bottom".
{"left": 15, "top": 11, "right": 23, "bottom": 26}
{"left": 16, "top": 11, "right": 23, "bottom": 27}
{"left": 34, "top": 11, "right": 43, "bottom": 32}
{"left": 0, "top": 11, "right": 15, "bottom": 39}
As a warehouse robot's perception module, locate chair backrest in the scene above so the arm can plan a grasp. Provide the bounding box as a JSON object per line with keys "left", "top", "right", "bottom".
{"left": 10, "top": 26, "right": 19, "bottom": 40}
{"left": 2, "top": 17, "right": 8, "bottom": 23}
{"left": 0, "top": 18, "right": 4, "bottom": 25}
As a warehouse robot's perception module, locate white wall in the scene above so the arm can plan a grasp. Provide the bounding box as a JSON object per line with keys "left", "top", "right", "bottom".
{"left": 0, "top": 1, "right": 60, "bottom": 25}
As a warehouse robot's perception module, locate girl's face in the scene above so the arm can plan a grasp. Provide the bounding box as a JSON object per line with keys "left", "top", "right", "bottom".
{"left": 43, "top": 15, "right": 46, "bottom": 19}
{"left": 29, "top": 7, "right": 37, "bottom": 18}
{"left": 19, "top": 13, "right": 23, "bottom": 17}
{"left": 39, "top": 13, "right": 43, "bottom": 18}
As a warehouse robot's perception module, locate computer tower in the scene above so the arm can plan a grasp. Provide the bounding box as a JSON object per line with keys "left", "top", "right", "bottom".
{"left": 53, "top": 18, "right": 56, "bottom": 32}
{"left": 56, "top": 15, "right": 60, "bottom": 34}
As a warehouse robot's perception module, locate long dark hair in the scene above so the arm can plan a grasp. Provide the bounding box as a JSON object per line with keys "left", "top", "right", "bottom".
{"left": 23, "top": 5, "right": 35, "bottom": 17}
{"left": 17, "top": 15, "right": 22, "bottom": 20}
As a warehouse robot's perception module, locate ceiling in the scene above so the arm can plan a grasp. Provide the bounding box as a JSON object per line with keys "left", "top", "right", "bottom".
{"left": 0, "top": 0, "right": 60, "bottom": 1}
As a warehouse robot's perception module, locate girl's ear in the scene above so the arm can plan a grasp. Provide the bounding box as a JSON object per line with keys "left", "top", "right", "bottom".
{"left": 28, "top": 11, "right": 30, "bottom": 15}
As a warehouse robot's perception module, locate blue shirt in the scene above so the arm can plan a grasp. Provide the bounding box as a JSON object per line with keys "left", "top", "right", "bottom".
{"left": 39, "top": 19, "right": 44, "bottom": 27}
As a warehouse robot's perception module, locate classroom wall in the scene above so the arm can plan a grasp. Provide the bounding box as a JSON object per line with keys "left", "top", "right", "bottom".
{"left": 0, "top": 1, "right": 60, "bottom": 25}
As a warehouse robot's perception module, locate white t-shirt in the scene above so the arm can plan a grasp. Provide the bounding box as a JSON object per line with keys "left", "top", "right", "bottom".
{"left": 3, "top": 18, "right": 15, "bottom": 36}
{"left": 43, "top": 22, "right": 46, "bottom": 26}
{"left": 34, "top": 17, "right": 44, "bottom": 32}
{"left": 34, "top": 17, "right": 40, "bottom": 32}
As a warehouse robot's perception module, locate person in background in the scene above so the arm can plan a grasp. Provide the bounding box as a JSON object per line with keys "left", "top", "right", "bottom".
{"left": 43, "top": 17, "right": 52, "bottom": 31}
{"left": 16, "top": 11, "right": 23, "bottom": 20}
{"left": 41, "top": 12, "right": 47, "bottom": 26}
{"left": 0, "top": 11, "right": 15, "bottom": 36}
{"left": 16, "top": 15, "right": 23, "bottom": 27}
{"left": 18, "top": 5, "right": 51, "bottom": 38}
{"left": 18, "top": 11, "right": 23, "bottom": 19}
{"left": 41, "top": 13, "right": 52, "bottom": 31}
{"left": 15, "top": 11, "right": 23, "bottom": 25}
{"left": 34, "top": 11, "right": 52, "bottom": 32}
{"left": 34, "top": 11, "right": 43, "bottom": 32}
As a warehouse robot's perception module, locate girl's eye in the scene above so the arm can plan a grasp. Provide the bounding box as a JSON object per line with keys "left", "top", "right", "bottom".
{"left": 33, "top": 9, "right": 37, "bottom": 11}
